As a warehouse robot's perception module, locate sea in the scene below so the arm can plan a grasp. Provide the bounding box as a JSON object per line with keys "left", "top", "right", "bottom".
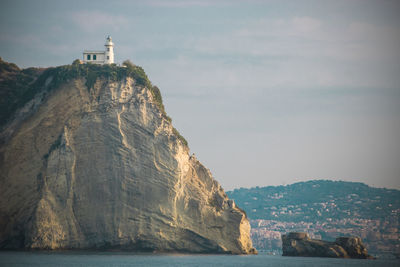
{"left": 0, "top": 252, "right": 399, "bottom": 267}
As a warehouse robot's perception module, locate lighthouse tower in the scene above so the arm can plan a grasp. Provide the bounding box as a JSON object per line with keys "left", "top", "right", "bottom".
{"left": 104, "top": 36, "right": 114, "bottom": 64}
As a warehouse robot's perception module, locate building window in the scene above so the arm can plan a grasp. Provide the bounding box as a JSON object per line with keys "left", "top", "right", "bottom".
{"left": 93, "top": 54, "right": 97, "bottom": 60}
{"left": 107, "top": 56, "right": 110, "bottom": 60}
{"left": 87, "top": 54, "right": 91, "bottom": 60}
{"left": 107, "top": 48, "right": 110, "bottom": 51}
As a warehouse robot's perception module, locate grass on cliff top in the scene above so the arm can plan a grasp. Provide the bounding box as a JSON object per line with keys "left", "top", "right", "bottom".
{"left": 0, "top": 58, "right": 188, "bottom": 147}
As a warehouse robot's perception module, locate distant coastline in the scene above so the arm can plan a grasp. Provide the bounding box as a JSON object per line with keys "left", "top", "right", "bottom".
{"left": 227, "top": 180, "right": 400, "bottom": 258}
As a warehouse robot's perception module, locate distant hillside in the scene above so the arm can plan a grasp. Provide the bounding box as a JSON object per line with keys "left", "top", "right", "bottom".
{"left": 227, "top": 180, "right": 400, "bottom": 222}
{"left": 227, "top": 180, "right": 400, "bottom": 255}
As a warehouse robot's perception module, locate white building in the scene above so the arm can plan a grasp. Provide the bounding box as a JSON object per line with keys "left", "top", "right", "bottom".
{"left": 83, "top": 36, "right": 114, "bottom": 64}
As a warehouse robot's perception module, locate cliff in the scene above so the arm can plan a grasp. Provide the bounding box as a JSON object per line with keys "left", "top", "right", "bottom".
{"left": 0, "top": 59, "right": 256, "bottom": 254}
{"left": 282, "top": 232, "right": 373, "bottom": 259}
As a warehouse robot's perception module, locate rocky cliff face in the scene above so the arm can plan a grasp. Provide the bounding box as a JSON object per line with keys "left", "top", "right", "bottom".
{"left": 0, "top": 61, "right": 256, "bottom": 254}
{"left": 282, "top": 232, "right": 373, "bottom": 259}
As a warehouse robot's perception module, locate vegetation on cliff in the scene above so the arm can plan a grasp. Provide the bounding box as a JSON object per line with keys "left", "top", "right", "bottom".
{"left": 0, "top": 58, "right": 187, "bottom": 146}
{"left": 0, "top": 57, "right": 44, "bottom": 127}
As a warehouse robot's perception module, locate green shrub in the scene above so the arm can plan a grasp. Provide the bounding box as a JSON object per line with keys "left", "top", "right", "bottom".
{"left": 149, "top": 85, "right": 166, "bottom": 115}
{"left": 0, "top": 59, "right": 43, "bottom": 126}
{"left": 122, "top": 60, "right": 151, "bottom": 88}
{"left": 173, "top": 127, "right": 188, "bottom": 147}
{"left": 72, "top": 59, "right": 81, "bottom": 65}
{"left": 122, "top": 60, "right": 134, "bottom": 68}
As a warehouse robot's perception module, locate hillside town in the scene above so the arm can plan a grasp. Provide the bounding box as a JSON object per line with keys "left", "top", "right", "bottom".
{"left": 227, "top": 180, "right": 400, "bottom": 258}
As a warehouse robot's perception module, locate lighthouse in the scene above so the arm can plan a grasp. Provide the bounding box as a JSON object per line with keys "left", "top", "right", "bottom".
{"left": 104, "top": 36, "right": 114, "bottom": 64}
{"left": 83, "top": 36, "right": 115, "bottom": 65}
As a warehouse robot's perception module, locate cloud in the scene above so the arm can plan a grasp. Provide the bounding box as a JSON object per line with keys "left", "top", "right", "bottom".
{"left": 292, "top": 17, "right": 322, "bottom": 33}
{"left": 147, "top": 0, "right": 228, "bottom": 7}
{"left": 70, "top": 10, "right": 128, "bottom": 32}
{"left": 172, "top": 15, "right": 400, "bottom": 90}
{"left": 0, "top": 33, "right": 41, "bottom": 45}
{"left": 192, "top": 16, "right": 399, "bottom": 59}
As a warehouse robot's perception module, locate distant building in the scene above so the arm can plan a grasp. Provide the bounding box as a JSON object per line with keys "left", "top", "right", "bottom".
{"left": 83, "top": 36, "right": 114, "bottom": 64}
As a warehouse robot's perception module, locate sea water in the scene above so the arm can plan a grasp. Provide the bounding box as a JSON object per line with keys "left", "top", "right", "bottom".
{"left": 0, "top": 251, "right": 398, "bottom": 267}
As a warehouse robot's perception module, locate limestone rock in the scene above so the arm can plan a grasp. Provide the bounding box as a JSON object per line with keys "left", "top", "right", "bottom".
{"left": 335, "top": 236, "right": 371, "bottom": 259}
{"left": 282, "top": 232, "right": 373, "bottom": 259}
{"left": 0, "top": 64, "right": 256, "bottom": 254}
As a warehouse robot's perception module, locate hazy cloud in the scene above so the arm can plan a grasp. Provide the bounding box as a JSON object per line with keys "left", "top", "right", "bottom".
{"left": 292, "top": 16, "right": 322, "bottom": 33}
{"left": 147, "top": 0, "right": 228, "bottom": 7}
{"left": 70, "top": 11, "right": 128, "bottom": 32}
{"left": 177, "top": 15, "right": 400, "bottom": 90}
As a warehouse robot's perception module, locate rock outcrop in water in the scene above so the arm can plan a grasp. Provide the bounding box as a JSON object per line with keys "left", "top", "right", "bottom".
{"left": 282, "top": 232, "right": 373, "bottom": 259}
{"left": 0, "top": 59, "right": 256, "bottom": 254}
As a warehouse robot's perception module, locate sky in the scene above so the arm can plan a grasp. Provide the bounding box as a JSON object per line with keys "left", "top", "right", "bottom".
{"left": 1, "top": 0, "right": 399, "bottom": 190}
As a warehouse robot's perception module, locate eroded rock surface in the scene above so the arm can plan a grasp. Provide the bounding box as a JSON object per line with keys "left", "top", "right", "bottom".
{"left": 0, "top": 66, "right": 256, "bottom": 254}
{"left": 282, "top": 232, "right": 373, "bottom": 259}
